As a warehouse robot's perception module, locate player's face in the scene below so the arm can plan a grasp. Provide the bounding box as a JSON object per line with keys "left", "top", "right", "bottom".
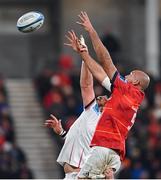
{"left": 125, "top": 71, "right": 135, "bottom": 83}
{"left": 96, "top": 95, "right": 108, "bottom": 110}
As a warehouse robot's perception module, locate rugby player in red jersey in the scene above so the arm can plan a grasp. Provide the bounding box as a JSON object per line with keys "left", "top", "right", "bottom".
{"left": 67, "top": 11, "right": 150, "bottom": 179}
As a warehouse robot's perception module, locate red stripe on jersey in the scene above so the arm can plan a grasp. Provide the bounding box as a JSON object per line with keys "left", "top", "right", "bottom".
{"left": 78, "top": 148, "right": 84, "bottom": 168}
{"left": 69, "top": 141, "right": 75, "bottom": 164}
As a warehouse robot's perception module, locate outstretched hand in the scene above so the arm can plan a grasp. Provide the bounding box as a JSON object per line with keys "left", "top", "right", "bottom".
{"left": 44, "top": 114, "right": 63, "bottom": 135}
{"left": 64, "top": 30, "right": 88, "bottom": 53}
{"left": 64, "top": 30, "right": 78, "bottom": 52}
{"left": 77, "top": 11, "right": 94, "bottom": 32}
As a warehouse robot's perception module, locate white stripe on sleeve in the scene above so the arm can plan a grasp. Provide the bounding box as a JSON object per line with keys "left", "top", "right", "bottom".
{"left": 101, "top": 76, "right": 111, "bottom": 92}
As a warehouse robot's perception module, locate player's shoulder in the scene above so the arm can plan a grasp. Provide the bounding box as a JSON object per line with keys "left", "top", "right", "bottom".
{"left": 110, "top": 71, "right": 126, "bottom": 86}
{"left": 110, "top": 71, "right": 128, "bottom": 92}
{"left": 83, "top": 98, "right": 99, "bottom": 112}
{"left": 84, "top": 98, "right": 96, "bottom": 110}
{"left": 115, "top": 72, "right": 127, "bottom": 83}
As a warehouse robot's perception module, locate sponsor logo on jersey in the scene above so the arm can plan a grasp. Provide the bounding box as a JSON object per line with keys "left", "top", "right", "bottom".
{"left": 93, "top": 104, "right": 100, "bottom": 115}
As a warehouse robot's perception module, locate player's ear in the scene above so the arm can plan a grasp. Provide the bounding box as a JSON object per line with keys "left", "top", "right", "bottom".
{"left": 133, "top": 78, "right": 140, "bottom": 85}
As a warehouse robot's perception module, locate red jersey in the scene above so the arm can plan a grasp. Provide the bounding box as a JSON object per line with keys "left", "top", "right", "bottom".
{"left": 90, "top": 72, "right": 144, "bottom": 160}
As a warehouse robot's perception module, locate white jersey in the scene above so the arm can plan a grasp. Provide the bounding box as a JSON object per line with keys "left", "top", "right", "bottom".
{"left": 57, "top": 99, "right": 101, "bottom": 168}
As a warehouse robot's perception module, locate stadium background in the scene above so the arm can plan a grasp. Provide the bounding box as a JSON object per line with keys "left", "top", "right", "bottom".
{"left": 0, "top": 0, "right": 160, "bottom": 179}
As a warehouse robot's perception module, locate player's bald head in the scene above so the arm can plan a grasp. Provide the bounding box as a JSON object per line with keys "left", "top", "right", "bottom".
{"left": 131, "top": 70, "right": 150, "bottom": 90}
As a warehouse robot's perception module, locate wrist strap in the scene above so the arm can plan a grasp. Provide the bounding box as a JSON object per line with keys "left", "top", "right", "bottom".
{"left": 59, "top": 130, "right": 67, "bottom": 138}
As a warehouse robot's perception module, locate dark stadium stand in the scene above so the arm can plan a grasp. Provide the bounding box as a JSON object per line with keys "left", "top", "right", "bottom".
{"left": 0, "top": 75, "right": 33, "bottom": 179}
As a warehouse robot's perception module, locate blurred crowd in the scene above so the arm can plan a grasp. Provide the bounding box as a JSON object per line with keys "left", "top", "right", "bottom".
{"left": 35, "top": 51, "right": 161, "bottom": 179}
{"left": 0, "top": 75, "right": 33, "bottom": 179}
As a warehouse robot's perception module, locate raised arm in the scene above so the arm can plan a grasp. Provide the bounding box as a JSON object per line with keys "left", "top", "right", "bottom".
{"left": 65, "top": 31, "right": 111, "bottom": 92}
{"left": 64, "top": 31, "right": 95, "bottom": 107}
{"left": 77, "top": 11, "right": 117, "bottom": 80}
{"left": 79, "top": 48, "right": 109, "bottom": 86}
{"left": 80, "top": 61, "right": 95, "bottom": 107}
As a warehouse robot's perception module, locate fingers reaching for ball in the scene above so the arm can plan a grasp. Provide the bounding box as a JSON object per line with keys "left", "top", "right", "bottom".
{"left": 64, "top": 30, "right": 88, "bottom": 53}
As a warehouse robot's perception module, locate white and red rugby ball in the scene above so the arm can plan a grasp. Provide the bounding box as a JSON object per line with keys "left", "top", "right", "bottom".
{"left": 17, "top": 11, "right": 44, "bottom": 33}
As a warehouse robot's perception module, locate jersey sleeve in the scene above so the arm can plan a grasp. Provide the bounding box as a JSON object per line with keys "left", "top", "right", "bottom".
{"left": 111, "top": 71, "right": 129, "bottom": 94}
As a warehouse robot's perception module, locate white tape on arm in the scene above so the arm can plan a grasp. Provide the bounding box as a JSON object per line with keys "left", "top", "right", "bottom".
{"left": 80, "top": 35, "right": 88, "bottom": 52}
{"left": 102, "top": 76, "right": 111, "bottom": 92}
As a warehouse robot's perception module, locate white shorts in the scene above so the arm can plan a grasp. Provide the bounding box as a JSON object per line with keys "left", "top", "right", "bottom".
{"left": 78, "top": 146, "right": 121, "bottom": 179}
{"left": 64, "top": 172, "right": 78, "bottom": 179}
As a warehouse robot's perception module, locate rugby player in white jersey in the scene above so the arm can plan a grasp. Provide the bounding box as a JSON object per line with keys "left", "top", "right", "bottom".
{"left": 45, "top": 31, "right": 111, "bottom": 179}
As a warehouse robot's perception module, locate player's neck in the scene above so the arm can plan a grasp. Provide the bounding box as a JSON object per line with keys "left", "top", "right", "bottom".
{"left": 135, "top": 84, "right": 144, "bottom": 92}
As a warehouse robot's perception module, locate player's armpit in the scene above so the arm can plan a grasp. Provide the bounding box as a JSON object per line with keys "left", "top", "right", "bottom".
{"left": 84, "top": 98, "right": 95, "bottom": 110}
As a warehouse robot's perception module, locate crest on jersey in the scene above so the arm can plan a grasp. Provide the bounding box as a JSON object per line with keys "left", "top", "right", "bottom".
{"left": 119, "top": 75, "right": 127, "bottom": 83}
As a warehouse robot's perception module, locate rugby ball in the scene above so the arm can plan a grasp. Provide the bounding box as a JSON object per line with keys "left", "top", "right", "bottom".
{"left": 17, "top": 11, "right": 44, "bottom": 33}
